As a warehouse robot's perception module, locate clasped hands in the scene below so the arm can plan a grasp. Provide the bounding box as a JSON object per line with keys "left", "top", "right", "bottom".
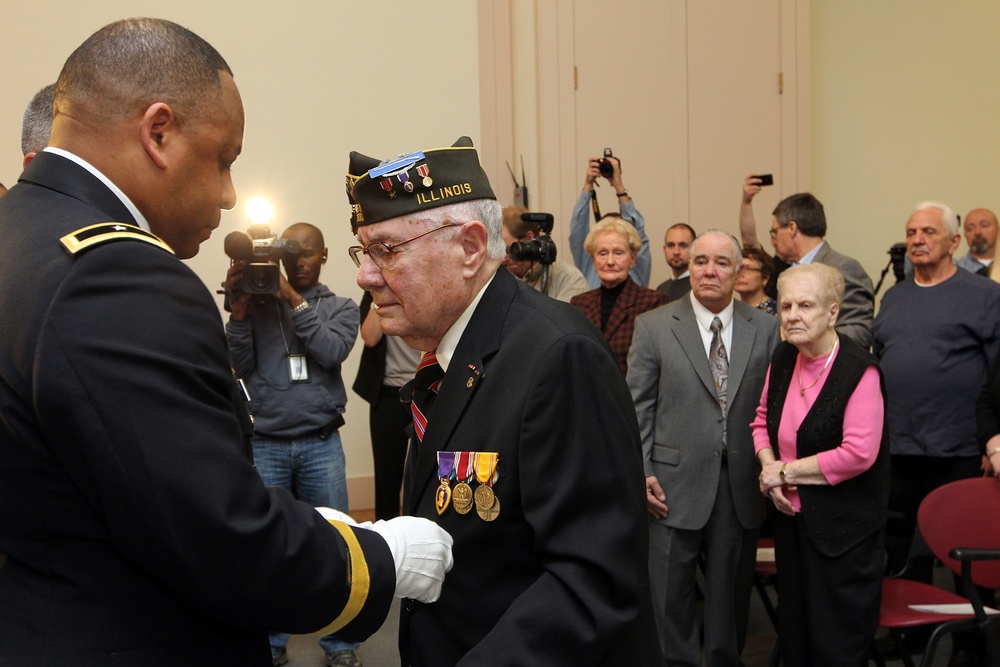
{"left": 758, "top": 460, "right": 796, "bottom": 516}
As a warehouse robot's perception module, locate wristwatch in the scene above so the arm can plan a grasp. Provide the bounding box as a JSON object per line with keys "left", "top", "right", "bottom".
{"left": 779, "top": 463, "right": 787, "bottom": 483}
{"left": 291, "top": 300, "right": 310, "bottom": 315}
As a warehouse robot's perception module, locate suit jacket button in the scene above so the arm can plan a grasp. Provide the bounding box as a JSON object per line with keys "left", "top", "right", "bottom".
{"left": 404, "top": 599, "right": 416, "bottom": 613}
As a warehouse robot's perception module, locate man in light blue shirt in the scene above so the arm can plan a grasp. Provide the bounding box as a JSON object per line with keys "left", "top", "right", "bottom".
{"left": 569, "top": 154, "right": 650, "bottom": 288}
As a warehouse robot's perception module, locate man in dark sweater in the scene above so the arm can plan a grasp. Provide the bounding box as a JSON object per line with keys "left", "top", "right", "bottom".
{"left": 873, "top": 201, "right": 1000, "bottom": 662}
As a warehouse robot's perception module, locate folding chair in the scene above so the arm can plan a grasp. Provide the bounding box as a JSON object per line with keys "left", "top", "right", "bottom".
{"left": 872, "top": 477, "right": 1000, "bottom": 667}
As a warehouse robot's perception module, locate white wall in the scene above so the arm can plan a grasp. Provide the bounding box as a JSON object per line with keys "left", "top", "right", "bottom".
{"left": 1, "top": 1, "right": 481, "bottom": 508}
{"left": 811, "top": 1, "right": 1000, "bottom": 300}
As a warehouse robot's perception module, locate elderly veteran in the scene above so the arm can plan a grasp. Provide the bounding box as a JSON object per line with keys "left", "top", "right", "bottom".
{"left": 752, "top": 263, "right": 888, "bottom": 665}
{"left": 570, "top": 218, "right": 668, "bottom": 375}
{"left": 347, "top": 137, "right": 660, "bottom": 666}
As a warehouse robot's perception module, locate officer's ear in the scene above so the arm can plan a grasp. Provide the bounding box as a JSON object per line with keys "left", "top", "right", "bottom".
{"left": 139, "top": 102, "right": 177, "bottom": 169}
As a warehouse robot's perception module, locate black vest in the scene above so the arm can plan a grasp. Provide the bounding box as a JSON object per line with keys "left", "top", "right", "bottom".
{"left": 765, "top": 335, "right": 889, "bottom": 557}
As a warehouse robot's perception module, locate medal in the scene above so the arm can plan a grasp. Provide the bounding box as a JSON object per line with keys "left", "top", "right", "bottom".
{"left": 453, "top": 451, "right": 474, "bottom": 514}
{"left": 476, "top": 496, "right": 500, "bottom": 522}
{"left": 397, "top": 171, "right": 414, "bottom": 193}
{"left": 379, "top": 177, "right": 394, "bottom": 198}
{"left": 474, "top": 483, "right": 495, "bottom": 511}
{"left": 435, "top": 452, "right": 456, "bottom": 515}
{"left": 417, "top": 163, "right": 433, "bottom": 187}
{"left": 473, "top": 452, "right": 500, "bottom": 518}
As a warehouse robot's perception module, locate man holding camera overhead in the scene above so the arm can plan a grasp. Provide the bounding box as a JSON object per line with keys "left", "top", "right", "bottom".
{"left": 225, "top": 222, "right": 363, "bottom": 667}
{"left": 570, "top": 152, "right": 652, "bottom": 288}
{"left": 501, "top": 205, "right": 589, "bottom": 302}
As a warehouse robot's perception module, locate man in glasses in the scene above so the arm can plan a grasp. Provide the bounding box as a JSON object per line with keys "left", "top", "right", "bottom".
{"left": 347, "top": 137, "right": 660, "bottom": 666}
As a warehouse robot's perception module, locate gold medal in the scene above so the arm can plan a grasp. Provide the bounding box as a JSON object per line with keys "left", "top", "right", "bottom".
{"left": 453, "top": 482, "right": 474, "bottom": 514}
{"left": 477, "top": 496, "right": 500, "bottom": 521}
{"left": 474, "top": 483, "right": 495, "bottom": 511}
{"left": 435, "top": 478, "right": 452, "bottom": 515}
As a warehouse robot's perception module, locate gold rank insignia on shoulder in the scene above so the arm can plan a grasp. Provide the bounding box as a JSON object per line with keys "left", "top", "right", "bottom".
{"left": 60, "top": 222, "right": 174, "bottom": 256}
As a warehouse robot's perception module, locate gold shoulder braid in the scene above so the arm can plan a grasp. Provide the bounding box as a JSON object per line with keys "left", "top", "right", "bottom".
{"left": 60, "top": 222, "right": 174, "bottom": 256}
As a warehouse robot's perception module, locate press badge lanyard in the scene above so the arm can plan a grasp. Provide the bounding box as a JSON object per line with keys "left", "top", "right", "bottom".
{"left": 276, "top": 297, "right": 320, "bottom": 383}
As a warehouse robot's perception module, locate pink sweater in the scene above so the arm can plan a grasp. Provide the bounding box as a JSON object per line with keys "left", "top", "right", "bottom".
{"left": 750, "top": 346, "right": 884, "bottom": 512}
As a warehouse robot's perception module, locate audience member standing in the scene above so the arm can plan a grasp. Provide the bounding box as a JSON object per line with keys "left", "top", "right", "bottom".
{"left": 874, "top": 201, "right": 1000, "bottom": 577}
{"left": 501, "top": 205, "right": 589, "bottom": 301}
{"left": 957, "top": 207, "right": 998, "bottom": 276}
{"left": 736, "top": 246, "right": 777, "bottom": 315}
{"left": 353, "top": 290, "right": 420, "bottom": 520}
{"left": 21, "top": 83, "right": 55, "bottom": 167}
{"left": 753, "top": 264, "right": 888, "bottom": 665}
{"left": 571, "top": 218, "right": 668, "bottom": 375}
{"left": 569, "top": 153, "right": 651, "bottom": 288}
{"left": 225, "top": 222, "right": 365, "bottom": 667}
{"left": 628, "top": 230, "right": 779, "bottom": 666}
{"left": 739, "top": 178, "right": 874, "bottom": 348}
{"left": 656, "top": 223, "right": 696, "bottom": 301}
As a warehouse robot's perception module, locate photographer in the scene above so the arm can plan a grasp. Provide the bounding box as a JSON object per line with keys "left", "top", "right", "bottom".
{"left": 502, "top": 205, "right": 589, "bottom": 302}
{"left": 569, "top": 152, "right": 651, "bottom": 288}
{"left": 224, "top": 222, "right": 363, "bottom": 667}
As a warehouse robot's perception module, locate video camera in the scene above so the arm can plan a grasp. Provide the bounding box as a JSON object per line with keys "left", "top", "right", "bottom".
{"left": 508, "top": 212, "right": 557, "bottom": 265}
{"left": 224, "top": 224, "right": 301, "bottom": 295}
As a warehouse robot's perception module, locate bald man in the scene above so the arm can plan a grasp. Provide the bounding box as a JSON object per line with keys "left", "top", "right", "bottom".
{"left": 956, "top": 207, "right": 998, "bottom": 276}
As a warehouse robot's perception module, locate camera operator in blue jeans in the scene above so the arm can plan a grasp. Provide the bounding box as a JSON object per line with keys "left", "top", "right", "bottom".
{"left": 225, "top": 222, "right": 362, "bottom": 667}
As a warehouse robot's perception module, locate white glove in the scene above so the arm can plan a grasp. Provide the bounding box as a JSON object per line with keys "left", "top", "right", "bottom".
{"left": 365, "top": 516, "right": 454, "bottom": 603}
{"left": 315, "top": 507, "right": 357, "bottom": 525}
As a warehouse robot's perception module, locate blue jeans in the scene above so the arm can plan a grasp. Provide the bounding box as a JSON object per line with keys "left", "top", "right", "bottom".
{"left": 253, "top": 431, "right": 358, "bottom": 655}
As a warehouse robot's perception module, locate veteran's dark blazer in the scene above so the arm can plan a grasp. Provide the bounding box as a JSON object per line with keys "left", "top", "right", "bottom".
{"left": 0, "top": 153, "right": 394, "bottom": 666}
{"left": 400, "top": 268, "right": 661, "bottom": 667}
{"left": 570, "top": 276, "right": 669, "bottom": 375}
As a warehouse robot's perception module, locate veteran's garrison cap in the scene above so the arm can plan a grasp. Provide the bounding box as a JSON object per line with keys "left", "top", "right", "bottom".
{"left": 346, "top": 136, "right": 496, "bottom": 233}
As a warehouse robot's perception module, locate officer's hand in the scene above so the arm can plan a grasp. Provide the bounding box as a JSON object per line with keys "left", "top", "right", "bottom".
{"left": 315, "top": 507, "right": 357, "bottom": 525}
{"left": 364, "top": 516, "right": 454, "bottom": 603}
{"left": 225, "top": 263, "right": 251, "bottom": 321}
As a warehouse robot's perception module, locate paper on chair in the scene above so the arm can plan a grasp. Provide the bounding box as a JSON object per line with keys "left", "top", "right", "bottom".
{"left": 908, "top": 604, "right": 999, "bottom": 615}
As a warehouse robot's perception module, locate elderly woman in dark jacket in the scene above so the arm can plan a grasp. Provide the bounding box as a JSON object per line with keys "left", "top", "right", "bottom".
{"left": 751, "top": 263, "right": 889, "bottom": 666}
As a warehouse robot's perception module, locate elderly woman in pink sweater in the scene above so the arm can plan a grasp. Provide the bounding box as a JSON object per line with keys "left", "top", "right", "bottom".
{"left": 751, "top": 263, "right": 889, "bottom": 666}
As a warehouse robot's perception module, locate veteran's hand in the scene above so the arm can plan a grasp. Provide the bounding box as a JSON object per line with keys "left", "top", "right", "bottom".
{"left": 365, "top": 516, "right": 454, "bottom": 603}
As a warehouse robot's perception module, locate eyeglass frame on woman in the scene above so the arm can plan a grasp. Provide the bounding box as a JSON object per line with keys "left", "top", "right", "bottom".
{"left": 348, "top": 223, "right": 461, "bottom": 269}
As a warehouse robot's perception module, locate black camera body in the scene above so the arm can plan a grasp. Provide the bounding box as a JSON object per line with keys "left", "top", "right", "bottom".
{"left": 509, "top": 212, "right": 557, "bottom": 264}
{"left": 224, "top": 224, "right": 301, "bottom": 295}
{"left": 889, "top": 242, "right": 907, "bottom": 283}
{"left": 597, "top": 147, "right": 617, "bottom": 178}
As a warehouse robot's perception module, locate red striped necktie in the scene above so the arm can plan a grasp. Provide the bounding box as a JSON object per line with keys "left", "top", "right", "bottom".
{"left": 411, "top": 351, "right": 445, "bottom": 442}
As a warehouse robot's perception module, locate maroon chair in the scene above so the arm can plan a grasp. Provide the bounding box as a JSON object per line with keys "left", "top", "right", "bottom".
{"left": 872, "top": 477, "right": 1000, "bottom": 667}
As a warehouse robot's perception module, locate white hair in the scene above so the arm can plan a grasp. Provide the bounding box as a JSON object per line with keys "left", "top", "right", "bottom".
{"left": 913, "top": 201, "right": 960, "bottom": 236}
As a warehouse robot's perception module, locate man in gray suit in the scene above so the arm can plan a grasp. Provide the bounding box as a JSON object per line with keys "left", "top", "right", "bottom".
{"left": 628, "top": 230, "right": 780, "bottom": 666}
{"left": 768, "top": 192, "right": 875, "bottom": 348}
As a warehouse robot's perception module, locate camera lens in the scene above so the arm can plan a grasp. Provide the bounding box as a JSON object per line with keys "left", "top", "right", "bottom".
{"left": 598, "top": 159, "right": 614, "bottom": 178}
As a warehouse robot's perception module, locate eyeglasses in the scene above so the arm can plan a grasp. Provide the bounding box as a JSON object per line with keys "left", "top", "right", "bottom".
{"left": 768, "top": 223, "right": 789, "bottom": 239}
{"left": 739, "top": 265, "right": 762, "bottom": 273}
{"left": 348, "top": 223, "right": 460, "bottom": 269}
